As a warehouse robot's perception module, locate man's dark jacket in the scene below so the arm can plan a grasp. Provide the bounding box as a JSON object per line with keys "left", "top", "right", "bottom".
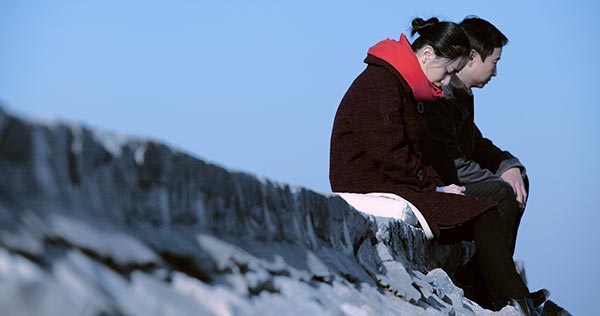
{"left": 423, "top": 75, "right": 523, "bottom": 185}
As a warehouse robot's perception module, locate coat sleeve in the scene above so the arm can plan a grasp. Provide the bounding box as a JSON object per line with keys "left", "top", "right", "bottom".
{"left": 425, "top": 99, "right": 503, "bottom": 184}
{"left": 470, "top": 124, "right": 525, "bottom": 176}
{"left": 347, "top": 67, "right": 442, "bottom": 190}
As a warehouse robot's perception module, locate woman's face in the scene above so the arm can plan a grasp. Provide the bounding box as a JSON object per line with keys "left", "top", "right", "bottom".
{"left": 417, "top": 46, "right": 465, "bottom": 86}
{"left": 422, "top": 57, "right": 464, "bottom": 87}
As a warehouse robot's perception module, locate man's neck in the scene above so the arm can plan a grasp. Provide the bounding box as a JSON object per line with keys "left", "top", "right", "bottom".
{"left": 453, "top": 73, "right": 473, "bottom": 95}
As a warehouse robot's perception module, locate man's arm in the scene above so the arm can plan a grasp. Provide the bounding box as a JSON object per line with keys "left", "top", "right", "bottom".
{"left": 425, "top": 100, "right": 501, "bottom": 185}
{"left": 471, "top": 125, "right": 527, "bottom": 207}
{"left": 471, "top": 125, "right": 524, "bottom": 175}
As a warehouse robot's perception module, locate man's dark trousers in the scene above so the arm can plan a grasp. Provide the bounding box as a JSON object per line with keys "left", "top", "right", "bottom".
{"left": 453, "top": 176, "right": 530, "bottom": 309}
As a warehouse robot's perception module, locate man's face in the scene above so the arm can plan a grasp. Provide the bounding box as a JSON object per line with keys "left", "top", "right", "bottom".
{"left": 468, "top": 47, "right": 502, "bottom": 88}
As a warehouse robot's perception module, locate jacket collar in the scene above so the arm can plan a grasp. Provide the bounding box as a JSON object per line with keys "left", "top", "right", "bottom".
{"left": 364, "top": 54, "right": 413, "bottom": 95}
{"left": 445, "top": 74, "right": 473, "bottom": 120}
{"left": 365, "top": 34, "right": 444, "bottom": 102}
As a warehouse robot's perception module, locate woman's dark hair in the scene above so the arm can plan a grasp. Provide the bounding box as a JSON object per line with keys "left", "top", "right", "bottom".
{"left": 410, "top": 17, "right": 471, "bottom": 61}
{"left": 459, "top": 16, "right": 508, "bottom": 62}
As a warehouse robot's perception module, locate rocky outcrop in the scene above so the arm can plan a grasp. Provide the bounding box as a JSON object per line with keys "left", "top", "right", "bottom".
{"left": 0, "top": 107, "right": 520, "bottom": 316}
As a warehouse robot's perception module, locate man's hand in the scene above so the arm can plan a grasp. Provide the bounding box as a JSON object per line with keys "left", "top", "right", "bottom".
{"left": 437, "top": 184, "right": 466, "bottom": 196}
{"left": 501, "top": 167, "right": 527, "bottom": 208}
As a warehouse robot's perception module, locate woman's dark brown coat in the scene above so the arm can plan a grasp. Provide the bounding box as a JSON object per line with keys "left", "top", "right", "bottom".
{"left": 329, "top": 55, "right": 495, "bottom": 238}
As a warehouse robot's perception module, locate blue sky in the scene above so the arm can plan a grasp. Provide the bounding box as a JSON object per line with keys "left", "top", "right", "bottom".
{"left": 0, "top": 1, "right": 598, "bottom": 314}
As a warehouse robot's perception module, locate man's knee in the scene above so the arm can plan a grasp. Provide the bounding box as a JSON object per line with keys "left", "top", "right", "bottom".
{"left": 523, "top": 175, "right": 530, "bottom": 197}
{"left": 490, "top": 180, "right": 523, "bottom": 226}
{"left": 495, "top": 180, "right": 516, "bottom": 203}
{"left": 466, "top": 179, "right": 515, "bottom": 204}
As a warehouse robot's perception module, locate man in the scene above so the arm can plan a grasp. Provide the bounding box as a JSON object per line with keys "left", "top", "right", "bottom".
{"left": 423, "top": 16, "right": 532, "bottom": 309}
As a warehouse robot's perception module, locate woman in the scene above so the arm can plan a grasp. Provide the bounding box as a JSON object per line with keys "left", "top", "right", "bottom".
{"left": 329, "top": 17, "right": 538, "bottom": 315}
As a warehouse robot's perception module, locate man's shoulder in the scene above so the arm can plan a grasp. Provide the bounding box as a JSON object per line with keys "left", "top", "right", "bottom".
{"left": 441, "top": 85, "right": 457, "bottom": 102}
{"left": 428, "top": 86, "right": 459, "bottom": 117}
{"left": 445, "top": 75, "right": 473, "bottom": 101}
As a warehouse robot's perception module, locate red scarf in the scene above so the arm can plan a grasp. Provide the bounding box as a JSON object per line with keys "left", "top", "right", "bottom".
{"left": 367, "top": 33, "right": 443, "bottom": 102}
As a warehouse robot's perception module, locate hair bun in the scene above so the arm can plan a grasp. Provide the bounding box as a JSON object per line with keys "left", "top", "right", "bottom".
{"left": 411, "top": 17, "right": 440, "bottom": 36}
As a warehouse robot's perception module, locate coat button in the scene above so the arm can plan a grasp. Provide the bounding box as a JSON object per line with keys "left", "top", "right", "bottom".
{"left": 416, "top": 102, "right": 424, "bottom": 114}
{"left": 417, "top": 169, "right": 424, "bottom": 182}
{"left": 415, "top": 151, "right": 422, "bottom": 160}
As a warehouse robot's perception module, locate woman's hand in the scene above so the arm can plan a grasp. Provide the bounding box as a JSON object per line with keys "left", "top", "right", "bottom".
{"left": 436, "top": 184, "right": 466, "bottom": 196}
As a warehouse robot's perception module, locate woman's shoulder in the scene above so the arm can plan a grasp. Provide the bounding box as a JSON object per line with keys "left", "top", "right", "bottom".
{"left": 349, "top": 62, "right": 410, "bottom": 98}
{"left": 364, "top": 55, "right": 412, "bottom": 91}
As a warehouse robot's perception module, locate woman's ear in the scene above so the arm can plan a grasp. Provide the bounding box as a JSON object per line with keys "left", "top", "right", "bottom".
{"left": 417, "top": 45, "right": 436, "bottom": 64}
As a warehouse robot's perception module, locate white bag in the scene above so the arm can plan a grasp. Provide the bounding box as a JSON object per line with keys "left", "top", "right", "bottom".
{"left": 335, "top": 192, "right": 434, "bottom": 240}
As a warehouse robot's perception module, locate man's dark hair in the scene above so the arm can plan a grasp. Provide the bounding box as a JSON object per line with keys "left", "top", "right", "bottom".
{"left": 459, "top": 16, "right": 508, "bottom": 61}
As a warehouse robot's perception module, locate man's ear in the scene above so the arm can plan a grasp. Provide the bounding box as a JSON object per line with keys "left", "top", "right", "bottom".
{"left": 417, "top": 45, "right": 436, "bottom": 64}
{"left": 468, "top": 49, "right": 480, "bottom": 66}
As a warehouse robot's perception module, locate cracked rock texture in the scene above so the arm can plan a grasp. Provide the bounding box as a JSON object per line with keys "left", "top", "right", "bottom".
{"left": 0, "top": 106, "right": 521, "bottom": 316}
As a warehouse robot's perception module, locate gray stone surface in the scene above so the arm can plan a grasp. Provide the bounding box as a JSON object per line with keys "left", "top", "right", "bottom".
{"left": 0, "top": 107, "right": 522, "bottom": 316}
